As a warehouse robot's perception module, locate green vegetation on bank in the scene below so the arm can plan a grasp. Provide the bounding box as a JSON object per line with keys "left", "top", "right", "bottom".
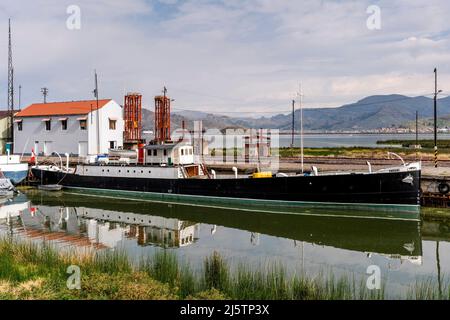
{"left": 376, "top": 139, "right": 450, "bottom": 149}
{"left": 0, "top": 238, "right": 448, "bottom": 300}
{"left": 277, "top": 147, "right": 427, "bottom": 158}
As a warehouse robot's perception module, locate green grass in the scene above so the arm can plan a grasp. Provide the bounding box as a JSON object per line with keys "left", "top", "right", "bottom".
{"left": 376, "top": 139, "right": 450, "bottom": 149}
{"left": 277, "top": 146, "right": 424, "bottom": 158}
{"left": 0, "top": 237, "right": 448, "bottom": 300}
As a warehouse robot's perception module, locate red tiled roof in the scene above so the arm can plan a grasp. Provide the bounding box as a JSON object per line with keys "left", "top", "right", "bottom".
{"left": 15, "top": 99, "right": 112, "bottom": 117}
{"left": 0, "top": 110, "right": 20, "bottom": 119}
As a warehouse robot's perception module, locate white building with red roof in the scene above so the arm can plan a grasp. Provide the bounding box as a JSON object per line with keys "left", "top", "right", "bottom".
{"left": 14, "top": 99, "right": 124, "bottom": 156}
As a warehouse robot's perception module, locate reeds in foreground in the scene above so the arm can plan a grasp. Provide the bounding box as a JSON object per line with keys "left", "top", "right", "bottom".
{"left": 0, "top": 237, "right": 446, "bottom": 300}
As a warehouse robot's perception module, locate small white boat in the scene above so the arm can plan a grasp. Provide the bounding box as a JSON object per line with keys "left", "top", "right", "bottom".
{"left": 0, "top": 177, "right": 16, "bottom": 197}
{"left": 37, "top": 184, "right": 63, "bottom": 191}
{"left": 0, "top": 154, "right": 28, "bottom": 185}
{"left": 0, "top": 189, "right": 14, "bottom": 197}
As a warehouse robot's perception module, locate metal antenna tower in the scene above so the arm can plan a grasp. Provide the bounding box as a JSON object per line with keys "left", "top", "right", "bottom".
{"left": 41, "top": 87, "right": 49, "bottom": 103}
{"left": 7, "top": 18, "right": 14, "bottom": 144}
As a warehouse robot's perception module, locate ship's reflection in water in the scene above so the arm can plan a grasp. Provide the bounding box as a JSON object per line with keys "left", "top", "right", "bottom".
{"left": 1, "top": 194, "right": 199, "bottom": 250}
{"left": 1, "top": 191, "right": 450, "bottom": 295}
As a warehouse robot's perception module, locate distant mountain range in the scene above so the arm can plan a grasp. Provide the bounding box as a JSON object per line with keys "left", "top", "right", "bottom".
{"left": 142, "top": 95, "right": 450, "bottom": 132}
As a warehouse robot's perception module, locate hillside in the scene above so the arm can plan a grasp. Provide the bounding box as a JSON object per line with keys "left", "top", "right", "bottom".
{"left": 141, "top": 95, "right": 450, "bottom": 132}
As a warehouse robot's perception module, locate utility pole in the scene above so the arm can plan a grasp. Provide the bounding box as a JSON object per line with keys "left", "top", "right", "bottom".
{"left": 7, "top": 18, "right": 14, "bottom": 151}
{"left": 41, "top": 87, "right": 48, "bottom": 103}
{"left": 298, "top": 84, "right": 304, "bottom": 173}
{"left": 291, "top": 99, "right": 295, "bottom": 148}
{"left": 434, "top": 68, "right": 439, "bottom": 168}
{"left": 94, "top": 71, "right": 100, "bottom": 154}
{"left": 416, "top": 110, "right": 418, "bottom": 160}
{"left": 18, "top": 85, "right": 21, "bottom": 110}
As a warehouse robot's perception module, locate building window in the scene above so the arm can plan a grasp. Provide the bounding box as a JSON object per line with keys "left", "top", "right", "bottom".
{"left": 109, "top": 119, "right": 116, "bottom": 130}
{"left": 147, "top": 150, "right": 152, "bottom": 156}
{"left": 164, "top": 149, "right": 167, "bottom": 156}
{"left": 45, "top": 120, "right": 51, "bottom": 131}
{"left": 17, "top": 121, "right": 22, "bottom": 131}
{"left": 79, "top": 120, "right": 87, "bottom": 130}
{"left": 109, "top": 141, "right": 116, "bottom": 149}
{"left": 61, "top": 120, "right": 67, "bottom": 130}
{"left": 181, "top": 149, "right": 184, "bottom": 156}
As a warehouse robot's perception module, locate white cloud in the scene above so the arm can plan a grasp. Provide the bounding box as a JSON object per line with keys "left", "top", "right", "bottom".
{"left": 1, "top": 0, "right": 449, "bottom": 114}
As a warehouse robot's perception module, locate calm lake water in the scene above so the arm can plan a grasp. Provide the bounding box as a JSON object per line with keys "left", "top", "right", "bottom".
{"left": 1, "top": 191, "right": 449, "bottom": 298}
{"left": 279, "top": 133, "right": 450, "bottom": 148}
{"left": 206, "top": 133, "right": 450, "bottom": 149}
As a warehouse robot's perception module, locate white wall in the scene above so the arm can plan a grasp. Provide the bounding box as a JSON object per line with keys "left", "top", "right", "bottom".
{"left": 14, "top": 114, "right": 89, "bottom": 156}
{"left": 14, "top": 100, "right": 124, "bottom": 156}
{"left": 88, "top": 100, "right": 124, "bottom": 155}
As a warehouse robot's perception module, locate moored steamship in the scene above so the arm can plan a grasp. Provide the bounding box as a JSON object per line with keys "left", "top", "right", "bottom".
{"left": 31, "top": 142, "right": 421, "bottom": 221}
{"left": 31, "top": 91, "right": 421, "bottom": 221}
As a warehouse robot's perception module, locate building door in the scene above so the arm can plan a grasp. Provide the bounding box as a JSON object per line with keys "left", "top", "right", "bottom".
{"left": 44, "top": 141, "right": 53, "bottom": 156}
{"left": 78, "top": 141, "right": 88, "bottom": 157}
{"left": 34, "top": 141, "right": 40, "bottom": 155}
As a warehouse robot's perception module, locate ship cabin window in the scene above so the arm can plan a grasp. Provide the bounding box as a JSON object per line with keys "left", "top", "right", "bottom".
{"left": 181, "top": 149, "right": 184, "bottom": 156}
{"left": 79, "top": 120, "right": 87, "bottom": 130}
{"left": 189, "top": 149, "right": 193, "bottom": 155}
{"left": 147, "top": 150, "right": 151, "bottom": 156}
{"left": 153, "top": 150, "right": 157, "bottom": 156}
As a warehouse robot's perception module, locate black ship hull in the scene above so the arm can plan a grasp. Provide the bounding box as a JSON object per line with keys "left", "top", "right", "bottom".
{"left": 31, "top": 165, "right": 421, "bottom": 220}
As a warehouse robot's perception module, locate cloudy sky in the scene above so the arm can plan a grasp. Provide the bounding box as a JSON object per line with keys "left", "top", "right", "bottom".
{"left": 0, "top": 0, "right": 449, "bottom": 116}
